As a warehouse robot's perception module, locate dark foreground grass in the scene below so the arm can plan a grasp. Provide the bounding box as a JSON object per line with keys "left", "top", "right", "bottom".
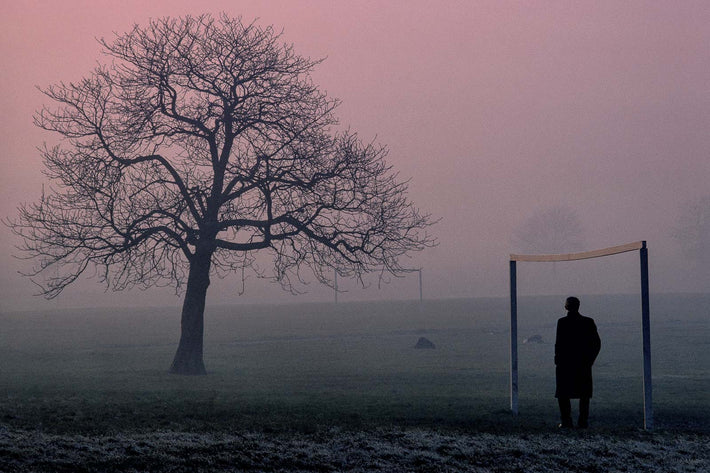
{"left": 1, "top": 390, "right": 708, "bottom": 437}
{"left": 2, "top": 426, "right": 708, "bottom": 472}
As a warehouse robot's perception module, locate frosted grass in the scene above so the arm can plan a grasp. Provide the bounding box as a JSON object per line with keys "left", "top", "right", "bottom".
{"left": 2, "top": 425, "right": 708, "bottom": 472}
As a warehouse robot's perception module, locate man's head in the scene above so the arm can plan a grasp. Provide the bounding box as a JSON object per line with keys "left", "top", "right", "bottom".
{"left": 565, "top": 296, "right": 580, "bottom": 312}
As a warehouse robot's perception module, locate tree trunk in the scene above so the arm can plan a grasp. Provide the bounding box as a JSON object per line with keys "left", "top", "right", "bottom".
{"left": 170, "top": 251, "right": 212, "bottom": 375}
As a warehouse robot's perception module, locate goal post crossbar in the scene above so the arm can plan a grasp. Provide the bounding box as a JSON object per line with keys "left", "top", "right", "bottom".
{"left": 508, "top": 240, "right": 653, "bottom": 430}
{"left": 510, "top": 241, "right": 644, "bottom": 262}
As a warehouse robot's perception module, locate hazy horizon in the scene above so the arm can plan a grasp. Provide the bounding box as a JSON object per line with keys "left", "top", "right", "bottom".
{"left": 2, "top": 1, "right": 709, "bottom": 312}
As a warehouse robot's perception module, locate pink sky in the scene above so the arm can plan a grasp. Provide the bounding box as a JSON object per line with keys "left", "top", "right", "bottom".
{"left": 1, "top": 1, "right": 709, "bottom": 310}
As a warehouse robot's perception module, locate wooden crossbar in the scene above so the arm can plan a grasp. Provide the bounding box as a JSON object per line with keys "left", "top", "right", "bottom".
{"left": 510, "top": 241, "right": 645, "bottom": 262}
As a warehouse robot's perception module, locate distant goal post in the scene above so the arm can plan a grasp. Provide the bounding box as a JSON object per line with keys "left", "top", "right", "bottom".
{"left": 333, "top": 267, "right": 424, "bottom": 304}
{"left": 508, "top": 241, "right": 653, "bottom": 430}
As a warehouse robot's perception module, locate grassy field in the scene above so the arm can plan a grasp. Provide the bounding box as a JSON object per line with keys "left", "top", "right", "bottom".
{"left": 1, "top": 294, "right": 708, "bottom": 471}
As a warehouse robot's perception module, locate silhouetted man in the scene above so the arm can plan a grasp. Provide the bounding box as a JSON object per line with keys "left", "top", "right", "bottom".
{"left": 555, "top": 296, "right": 601, "bottom": 428}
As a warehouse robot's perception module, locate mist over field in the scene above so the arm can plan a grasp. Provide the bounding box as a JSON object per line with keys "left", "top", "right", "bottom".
{"left": 2, "top": 295, "right": 709, "bottom": 470}
{"left": 1, "top": 1, "right": 709, "bottom": 312}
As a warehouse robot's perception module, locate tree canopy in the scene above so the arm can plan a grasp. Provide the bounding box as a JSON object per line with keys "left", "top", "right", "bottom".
{"left": 511, "top": 206, "right": 585, "bottom": 255}
{"left": 9, "top": 14, "right": 435, "bottom": 373}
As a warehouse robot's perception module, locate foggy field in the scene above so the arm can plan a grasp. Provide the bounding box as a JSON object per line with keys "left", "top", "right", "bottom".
{"left": 1, "top": 294, "right": 708, "bottom": 471}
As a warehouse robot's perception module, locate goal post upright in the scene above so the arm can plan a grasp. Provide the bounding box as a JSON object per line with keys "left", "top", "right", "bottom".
{"left": 640, "top": 241, "right": 653, "bottom": 430}
{"left": 508, "top": 240, "right": 653, "bottom": 430}
{"left": 509, "top": 260, "right": 518, "bottom": 415}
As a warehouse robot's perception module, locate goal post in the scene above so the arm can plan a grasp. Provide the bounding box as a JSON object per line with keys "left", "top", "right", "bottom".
{"left": 508, "top": 241, "right": 653, "bottom": 430}
{"left": 333, "top": 267, "right": 424, "bottom": 303}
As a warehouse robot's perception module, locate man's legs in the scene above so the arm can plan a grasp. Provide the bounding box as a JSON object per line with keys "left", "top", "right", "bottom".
{"left": 578, "top": 398, "right": 590, "bottom": 428}
{"left": 558, "top": 398, "right": 573, "bottom": 427}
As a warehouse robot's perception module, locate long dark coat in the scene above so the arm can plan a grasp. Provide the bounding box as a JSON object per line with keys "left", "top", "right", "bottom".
{"left": 555, "top": 312, "right": 601, "bottom": 399}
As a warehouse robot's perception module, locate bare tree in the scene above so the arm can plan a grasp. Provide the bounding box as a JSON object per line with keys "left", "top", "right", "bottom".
{"left": 7, "top": 15, "right": 435, "bottom": 375}
{"left": 672, "top": 195, "right": 710, "bottom": 267}
{"left": 512, "top": 206, "right": 585, "bottom": 254}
